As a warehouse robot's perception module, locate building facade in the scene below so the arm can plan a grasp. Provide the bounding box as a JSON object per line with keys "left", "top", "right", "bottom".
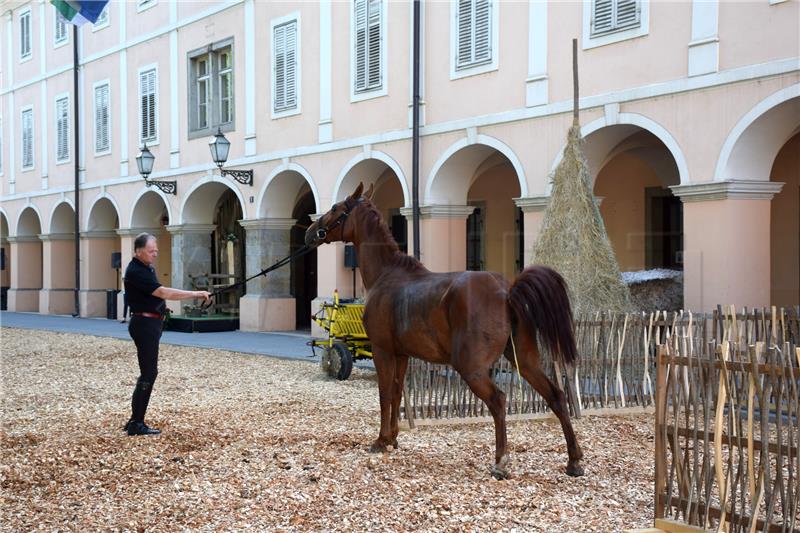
{"left": 1, "top": 0, "right": 798, "bottom": 331}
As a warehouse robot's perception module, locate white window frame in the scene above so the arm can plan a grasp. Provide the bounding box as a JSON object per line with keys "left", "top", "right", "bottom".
{"left": 449, "top": 0, "right": 499, "bottom": 80}
{"left": 19, "top": 7, "right": 33, "bottom": 63}
{"left": 92, "top": 4, "right": 110, "bottom": 31}
{"left": 138, "top": 64, "right": 159, "bottom": 146}
{"left": 55, "top": 93, "right": 71, "bottom": 164}
{"left": 93, "top": 80, "right": 112, "bottom": 156}
{"left": 137, "top": 0, "right": 157, "bottom": 14}
{"left": 21, "top": 106, "right": 35, "bottom": 171}
{"left": 187, "top": 39, "right": 235, "bottom": 138}
{"left": 54, "top": 8, "right": 69, "bottom": 48}
{"left": 350, "top": 0, "right": 388, "bottom": 103}
{"left": 582, "top": 0, "right": 649, "bottom": 50}
{"left": 271, "top": 13, "right": 302, "bottom": 119}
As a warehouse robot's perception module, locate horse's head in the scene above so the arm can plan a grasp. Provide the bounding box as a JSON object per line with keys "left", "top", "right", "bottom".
{"left": 305, "top": 182, "right": 374, "bottom": 247}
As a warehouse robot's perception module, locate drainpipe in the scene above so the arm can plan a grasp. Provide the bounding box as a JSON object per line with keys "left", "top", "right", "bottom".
{"left": 72, "top": 25, "right": 81, "bottom": 317}
{"left": 411, "top": 0, "right": 421, "bottom": 260}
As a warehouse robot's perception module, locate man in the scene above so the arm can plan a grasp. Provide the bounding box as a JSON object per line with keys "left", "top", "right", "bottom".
{"left": 123, "top": 232, "right": 211, "bottom": 436}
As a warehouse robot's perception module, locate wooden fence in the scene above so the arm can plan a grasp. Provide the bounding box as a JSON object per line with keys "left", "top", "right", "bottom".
{"left": 401, "top": 307, "right": 799, "bottom": 426}
{"left": 654, "top": 309, "right": 799, "bottom": 532}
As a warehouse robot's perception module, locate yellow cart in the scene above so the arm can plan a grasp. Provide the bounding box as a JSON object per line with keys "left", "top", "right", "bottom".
{"left": 309, "top": 290, "right": 372, "bottom": 380}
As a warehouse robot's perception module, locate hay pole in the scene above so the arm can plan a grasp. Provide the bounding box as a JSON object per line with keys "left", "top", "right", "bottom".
{"left": 572, "top": 38, "right": 579, "bottom": 120}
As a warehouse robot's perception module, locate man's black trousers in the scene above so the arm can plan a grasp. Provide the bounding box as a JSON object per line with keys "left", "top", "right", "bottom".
{"left": 128, "top": 316, "right": 162, "bottom": 422}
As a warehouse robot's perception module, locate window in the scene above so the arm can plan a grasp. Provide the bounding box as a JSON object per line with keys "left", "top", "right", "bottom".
{"left": 455, "top": 0, "right": 491, "bottom": 70}
{"left": 93, "top": 4, "right": 109, "bottom": 29}
{"left": 273, "top": 20, "right": 298, "bottom": 114}
{"left": 55, "top": 96, "right": 70, "bottom": 163}
{"left": 94, "top": 82, "right": 110, "bottom": 154}
{"left": 188, "top": 40, "right": 234, "bottom": 136}
{"left": 55, "top": 9, "right": 68, "bottom": 45}
{"left": 590, "top": 0, "right": 640, "bottom": 37}
{"left": 20, "top": 8, "right": 32, "bottom": 61}
{"left": 582, "top": 0, "right": 648, "bottom": 49}
{"left": 139, "top": 68, "right": 158, "bottom": 143}
{"left": 353, "top": 0, "right": 382, "bottom": 93}
{"left": 137, "top": 0, "right": 156, "bottom": 11}
{"left": 0, "top": 117, "right": 3, "bottom": 175}
{"left": 21, "top": 108, "right": 34, "bottom": 170}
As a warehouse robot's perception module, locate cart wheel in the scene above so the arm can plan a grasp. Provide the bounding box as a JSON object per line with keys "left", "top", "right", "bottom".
{"left": 327, "top": 342, "right": 353, "bottom": 381}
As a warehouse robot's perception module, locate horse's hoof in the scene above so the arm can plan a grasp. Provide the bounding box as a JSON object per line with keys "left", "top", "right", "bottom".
{"left": 491, "top": 466, "right": 510, "bottom": 480}
{"left": 566, "top": 460, "right": 584, "bottom": 477}
{"left": 391, "top": 439, "right": 399, "bottom": 449}
{"left": 369, "top": 441, "right": 388, "bottom": 453}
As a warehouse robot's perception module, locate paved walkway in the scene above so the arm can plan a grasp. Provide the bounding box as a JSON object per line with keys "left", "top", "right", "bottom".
{"left": 0, "top": 311, "right": 320, "bottom": 363}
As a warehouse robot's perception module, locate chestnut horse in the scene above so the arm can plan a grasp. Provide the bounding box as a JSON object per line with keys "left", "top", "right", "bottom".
{"left": 306, "top": 183, "right": 583, "bottom": 479}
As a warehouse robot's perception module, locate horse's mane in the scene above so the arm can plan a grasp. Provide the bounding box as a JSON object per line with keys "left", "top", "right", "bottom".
{"left": 361, "top": 201, "right": 425, "bottom": 272}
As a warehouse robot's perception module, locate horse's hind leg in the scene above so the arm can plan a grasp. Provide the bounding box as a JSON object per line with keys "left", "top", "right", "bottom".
{"left": 389, "top": 354, "right": 409, "bottom": 448}
{"left": 506, "top": 339, "right": 584, "bottom": 477}
{"left": 457, "top": 363, "right": 509, "bottom": 480}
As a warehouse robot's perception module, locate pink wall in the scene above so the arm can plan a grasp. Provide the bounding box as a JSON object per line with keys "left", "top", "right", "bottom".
{"left": 770, "top": 133, "right": 800, "bottom": 306}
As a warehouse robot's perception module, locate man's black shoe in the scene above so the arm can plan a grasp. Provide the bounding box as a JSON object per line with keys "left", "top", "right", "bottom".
{"left": 126, "top": 421, "right": 161, "bottom": 436}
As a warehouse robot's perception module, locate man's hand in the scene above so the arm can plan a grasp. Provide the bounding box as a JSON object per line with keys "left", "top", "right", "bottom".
{"left": 194, "top": 290, "right": 212, "bottom": 302}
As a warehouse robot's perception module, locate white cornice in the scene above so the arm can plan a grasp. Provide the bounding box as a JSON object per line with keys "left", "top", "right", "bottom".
{"left": 116, "top": 227, "right": 162, "bottom": 237}
{"left": 239, "top": 218, "right": 296, "bottom": 230}
{"left": 514, "top": 196, "right": 550, "bottom": 212}
{"left": 165, "top": 224, "right": 216, "bottom": 235}
{"left": 400, "top": 205, "right": 475, "bottom": 219}
{"left": 7, "top": 235, "right": 41, "bottom": 243}
{"left": 670, "top": 180, "right": 784, "bottom": 202}
{"left": 38, "top": 232, "right": 75, "bottom": 241}
{"left": 80, "top": 230, "right": 119, "bottom": 239}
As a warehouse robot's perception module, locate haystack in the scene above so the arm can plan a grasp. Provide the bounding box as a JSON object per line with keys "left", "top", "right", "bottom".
{"left": 531, "top": 118, "right": 631, "bottom": 314}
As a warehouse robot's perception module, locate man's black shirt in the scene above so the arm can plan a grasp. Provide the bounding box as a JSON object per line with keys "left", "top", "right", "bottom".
{"left": 124, "top": 257, "right": 165, "bottom": 314}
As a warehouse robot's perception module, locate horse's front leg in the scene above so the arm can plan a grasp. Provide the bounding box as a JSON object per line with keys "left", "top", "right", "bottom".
{"left": 369, "top": 349, "right": 396, "bottom": 453}
{"left": 389, "top": 354, "right": 410, "bottom": 448}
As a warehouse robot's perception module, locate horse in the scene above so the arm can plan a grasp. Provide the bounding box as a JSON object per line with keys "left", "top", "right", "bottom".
{"left": 306, "top": 182, "right": 584, "bottom": 479}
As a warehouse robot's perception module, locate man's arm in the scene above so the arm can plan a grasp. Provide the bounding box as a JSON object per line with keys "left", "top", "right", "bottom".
{"left": 152, "top": 287, "right": 211, "bottom": 302}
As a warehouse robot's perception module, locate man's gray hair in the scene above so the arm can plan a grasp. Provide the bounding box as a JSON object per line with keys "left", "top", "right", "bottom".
{"left": 133, "top": 232, "right": 156, "bottom": 251}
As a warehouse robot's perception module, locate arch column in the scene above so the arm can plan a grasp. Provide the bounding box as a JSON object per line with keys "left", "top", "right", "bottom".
{"left": 38, "top": 233, "right": 76, "bottom": 315}
{"left": 166, "top": 224, "right": 216, "bottom": 298}
{"left": 238, "top": 218, "right": 297, "bottom": 332}
{"left": 514, "top": 196, "right": 549, "bottom": 264}
{"left": 401, "top": 205, "right": 475, "bottom": 272}
{"left": 79, "top": 230, "right": 122, "bottom": 317}
{"left": 7, "top": 236, "right": 42, "bottom": 312}
{"left": 671, "top": 180, "right": 784, "bottom": 311}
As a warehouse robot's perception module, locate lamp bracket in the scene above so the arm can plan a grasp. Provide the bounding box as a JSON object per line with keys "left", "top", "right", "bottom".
{"left": 221, "top": 168, "right": 254, "bottom": 186}
{"left": 146, "top": 179, "right": 178, "bottom": 195}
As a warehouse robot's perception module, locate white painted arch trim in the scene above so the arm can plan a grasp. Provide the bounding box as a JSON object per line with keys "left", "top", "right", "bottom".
{"left": 48, "top": 197, "right": 76, "bottom": 233}
{"left": 14, "top": 202, "right": 44, "bottom": 236}
{"left": 714, "top": 83, "right": 800, "bottom": 182}
{"left": 547, "top": 112, "right": 690, "bottom": 194}
{"left": 127, "top": 186, "right": 174, "bottom": 229}
{"left": 332, "top": 150, "right": 410, "bottom": 207}
{"left": 255, "top": 162, "right": 321, "bottom": 218}
{"left": 179, "top": 174, "right": 248, "bottom": 225}
{"left": 425, "top": 134, "right": 529, "bottom": 204}
{"left": 0, "top": 206, "right": 9, "bottom": 235}
{"left": 85, "top": 192, "right": 122, "bottom": 232}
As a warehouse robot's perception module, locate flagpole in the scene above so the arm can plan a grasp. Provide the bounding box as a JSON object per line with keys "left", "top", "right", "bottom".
{"left": 72, "top": 23, "right": 81, "bottom": 317}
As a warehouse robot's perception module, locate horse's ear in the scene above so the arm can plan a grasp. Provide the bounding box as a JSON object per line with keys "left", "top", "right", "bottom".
{"left": 352, "top": 182, "right": 364, "bottom": 199}
{"left": 364, "top": 182, "right": 375, "bottom": 200}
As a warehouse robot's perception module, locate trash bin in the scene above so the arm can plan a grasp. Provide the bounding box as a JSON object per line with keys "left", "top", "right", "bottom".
{"left": 106, "top": 289, "right": 119, "bottom": 320}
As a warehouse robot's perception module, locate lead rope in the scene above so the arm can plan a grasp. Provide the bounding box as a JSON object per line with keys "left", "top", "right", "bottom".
{"left": 509, "top": 333, "right": 525, "bottom": 406}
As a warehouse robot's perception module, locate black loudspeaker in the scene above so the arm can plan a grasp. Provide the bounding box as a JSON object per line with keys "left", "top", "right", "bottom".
{"left": 344, "top": 244, "right": 358, "bottom": 268}
{"left": 111, "top": 251, "right": 122, "bottom": 269}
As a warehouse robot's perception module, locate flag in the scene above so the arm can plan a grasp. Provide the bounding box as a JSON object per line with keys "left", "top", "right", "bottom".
{"left": 50, "top": 1, "right": 109, "bottom": 26}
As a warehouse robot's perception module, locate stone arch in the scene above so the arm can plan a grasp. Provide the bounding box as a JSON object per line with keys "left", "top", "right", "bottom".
{"left": 86, "top": 194, "right": 121, "bottom": 231}
{"left": 547, "top": 112, "right": 690, "bottom": 194}
{"left": 333, "top": 150, "right": 410, "bottom": 206}
{"left": 426, "top": 134, "right": 528, "bottom": 204}
{"left": 256, "top": 163, "right": 320, "bottom": 218}
{"left": 16, "top": 205, "right": 43, "bottom": 236}
{"left": 49, "top": 200, "right": 76, "bottom": 234}
{"left": 129, "top": 187, "right": 173, "bottom": 228}
{"left": 0, "top": 209, "right": 8, "bottom": 238}
{"left": 180, "top": 176, "right": 247, "bottom": 224}
{"left": 714, "top": 84, "right": 800, "bottom": 181}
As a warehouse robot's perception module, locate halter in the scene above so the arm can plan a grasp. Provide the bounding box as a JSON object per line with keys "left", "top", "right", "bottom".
{"left": 314, "top": 196, "right": 363, "bottom": 241}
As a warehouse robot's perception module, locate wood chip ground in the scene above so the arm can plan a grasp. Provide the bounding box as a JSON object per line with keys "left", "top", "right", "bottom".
{"left": 1, "top": 328, "right": 655, "bottom": 532}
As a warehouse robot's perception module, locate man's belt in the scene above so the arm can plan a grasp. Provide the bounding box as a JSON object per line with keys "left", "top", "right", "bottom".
{"left": 131, "top": 312, "right": 164, "bottom": 320}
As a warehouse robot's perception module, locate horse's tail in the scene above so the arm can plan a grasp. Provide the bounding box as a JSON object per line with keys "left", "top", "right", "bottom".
{"left": 507, "top": 265, "right": 577, "bottom": 366}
